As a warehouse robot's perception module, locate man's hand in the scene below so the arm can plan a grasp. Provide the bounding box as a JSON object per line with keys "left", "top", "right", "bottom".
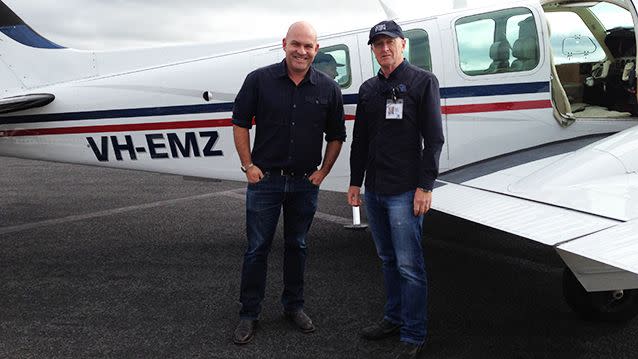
{"left": 348, "top": 186, "right": 362, "bottom": 207}
{"left": 308, "top": 169, "right": 328, "bottom": 186}
{"left": 413, "top": 190, "right": 432, "bottom": 216}
{"left": 246, "top": 165, "right": 264, "bottom": 184}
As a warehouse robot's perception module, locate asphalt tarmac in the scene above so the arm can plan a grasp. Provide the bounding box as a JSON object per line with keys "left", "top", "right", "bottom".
{"left": 2, "top": 156, "right": 638, "bottom": 359}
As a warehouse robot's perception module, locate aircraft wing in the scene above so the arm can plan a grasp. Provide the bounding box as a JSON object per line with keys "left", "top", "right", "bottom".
{"left": 433, "top": 126, "right": 638, "bottom": 286}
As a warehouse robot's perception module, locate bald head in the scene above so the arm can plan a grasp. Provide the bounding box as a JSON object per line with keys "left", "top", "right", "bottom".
{"left": 286, "top": 21, "right": 317, "bottom": 43}
{"left": 282, "top": 21, "right": 319, "bottom": 79}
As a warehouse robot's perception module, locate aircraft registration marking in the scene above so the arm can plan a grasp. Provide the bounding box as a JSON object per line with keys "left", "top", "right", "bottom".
{"left": 86, "top": 131, "right": 223, "bottom": 162}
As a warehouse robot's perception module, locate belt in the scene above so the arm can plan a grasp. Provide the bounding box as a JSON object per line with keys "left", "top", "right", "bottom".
{"left": 264, "top": 168, "right": 315, "bottom": 177}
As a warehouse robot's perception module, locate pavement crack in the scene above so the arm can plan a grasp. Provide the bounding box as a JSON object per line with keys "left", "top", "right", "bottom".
{"left": 0, "top": 188, "right": 246, "bottom": 236}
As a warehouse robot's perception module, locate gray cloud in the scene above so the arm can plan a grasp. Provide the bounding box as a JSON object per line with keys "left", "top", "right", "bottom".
{"left": 3, "top": 0, "right": 495, "bottom": 49}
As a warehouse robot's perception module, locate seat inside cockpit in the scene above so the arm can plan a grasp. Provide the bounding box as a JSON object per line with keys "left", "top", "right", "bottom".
{"left": 543, "top": 1, "right": 637, "bottom": 120}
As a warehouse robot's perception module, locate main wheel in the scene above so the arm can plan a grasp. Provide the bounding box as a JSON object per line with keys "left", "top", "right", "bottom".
{"left": 563, "top": 267, "right": 638, "bottom": 322}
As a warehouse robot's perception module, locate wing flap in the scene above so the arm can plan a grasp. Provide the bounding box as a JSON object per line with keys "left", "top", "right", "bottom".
{"left": 559, "top": 219, "right": 638, "bottom": 276}
{"left": 432, "top": 182, "right": 621, "bottom": 246}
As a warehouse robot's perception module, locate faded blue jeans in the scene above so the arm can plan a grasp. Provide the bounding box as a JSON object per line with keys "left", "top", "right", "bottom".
{"left": 239, "top": 171, "right": 319, "bottom": 320}
{"left": 365, "top": 190, "right": 427, "bottom": 345}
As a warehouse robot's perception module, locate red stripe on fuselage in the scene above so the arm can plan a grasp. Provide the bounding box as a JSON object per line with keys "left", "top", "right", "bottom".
{"left": 0, "top": 100, "right": 551, "bottom": 137}
{"left": 441, "top": 100, "right": 552, "bottom": 114}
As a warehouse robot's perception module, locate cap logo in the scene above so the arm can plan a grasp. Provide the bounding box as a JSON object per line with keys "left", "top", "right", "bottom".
{"left": 374, "top": 24, "right": 387, "bottom": 32}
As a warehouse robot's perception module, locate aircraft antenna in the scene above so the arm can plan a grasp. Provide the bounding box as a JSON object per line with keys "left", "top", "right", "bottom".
{"left": 378, "top": 0, "right": 399, "bottom": 20}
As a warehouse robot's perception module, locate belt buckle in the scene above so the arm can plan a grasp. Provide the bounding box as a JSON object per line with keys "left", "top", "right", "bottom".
{"left": 279, "top": 169, "right": 310, "bottom": 177}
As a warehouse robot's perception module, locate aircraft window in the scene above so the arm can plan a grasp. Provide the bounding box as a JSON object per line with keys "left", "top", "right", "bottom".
{"left": 455, "top": 7, "right": 540, "bottom": 75}
{"left": 371, "top": 29, "right": 432, "bottom": 74}
{"left": 545, "top": 11, "right": 606, "bottom": 65}
{"left": 312, "top": 45, "right": 351, "bottom": 88}
{"left": 506, "top": 14, "right": 532, "bottom": 47}
{"left": 456, "top": 19, "right": 495, "bottom": 73}
{"left": 590, "top": 2, "right": 633, "bottom": 31}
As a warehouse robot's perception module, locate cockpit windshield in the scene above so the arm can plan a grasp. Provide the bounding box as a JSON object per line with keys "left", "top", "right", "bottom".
{"left": 590, "top": 2, "right": 634, "bottom": 31}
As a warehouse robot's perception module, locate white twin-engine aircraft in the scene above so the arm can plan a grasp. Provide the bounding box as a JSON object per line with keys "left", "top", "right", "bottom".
{"left": 2, "top": 0, "right": 638, "bottom": 321}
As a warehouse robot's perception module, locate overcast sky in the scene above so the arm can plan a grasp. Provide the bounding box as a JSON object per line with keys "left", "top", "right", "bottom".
{"left": 3, "top": 0, "right": 503, "bottom": 50}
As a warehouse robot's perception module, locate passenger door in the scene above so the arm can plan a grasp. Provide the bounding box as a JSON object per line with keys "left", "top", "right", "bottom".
{"left": 441, "top": 4, "right": 553, "bottom": 169}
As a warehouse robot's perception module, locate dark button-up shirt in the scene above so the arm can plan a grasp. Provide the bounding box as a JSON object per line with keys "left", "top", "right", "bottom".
{"left": 350, "top": 60, "right": 444, "bottom": 194}
{"left": 232, "top": 60, "right": 346, "bottom": 171}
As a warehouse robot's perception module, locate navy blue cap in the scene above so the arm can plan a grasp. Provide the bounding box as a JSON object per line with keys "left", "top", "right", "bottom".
{"left": 368, "top": 20, "right": 404, "bottom": 45}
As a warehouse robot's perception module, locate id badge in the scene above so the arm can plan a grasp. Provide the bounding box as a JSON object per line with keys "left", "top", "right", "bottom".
{"left": 386, "top": 99, "right": 403, "bottom": 120}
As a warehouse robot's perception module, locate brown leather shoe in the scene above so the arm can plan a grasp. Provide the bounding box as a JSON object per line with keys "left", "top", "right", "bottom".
{"left": 395, "top": 342, "right": 425, "bottom": 359}
{"left": 361, "top": 319, "right": 401, "bottom": 340}
{"left": 233, "top": 319, "right": 257, "bottom": 345}
{"left": 284, "top": 310, "right": 316, "bottom": 333}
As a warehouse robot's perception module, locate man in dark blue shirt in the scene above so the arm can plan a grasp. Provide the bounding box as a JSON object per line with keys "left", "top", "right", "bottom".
{"left": 348, "top": 20, "right": 444, "bottom": 359}
{"left": 232, "top": 21, "right": 346, "bottom": 345}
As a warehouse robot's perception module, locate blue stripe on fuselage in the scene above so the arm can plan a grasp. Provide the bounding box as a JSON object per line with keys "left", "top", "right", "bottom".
{"left": 1, "top": 103, "right": 234, "bottom": 124}
{"left": 441, "top": 81, "right": 549, "bottom": 98}
{"left": 0, "top": 82, "right": 549, "bottom": 125}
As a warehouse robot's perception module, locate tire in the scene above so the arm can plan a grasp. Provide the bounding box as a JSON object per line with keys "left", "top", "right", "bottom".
{"left": 563, "top": 267, "right": 638, "bottom": 322}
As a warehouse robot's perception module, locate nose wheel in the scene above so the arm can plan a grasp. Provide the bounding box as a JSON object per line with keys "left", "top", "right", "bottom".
{"left": 562, "top": 267, "right": 638, "bottom": 322}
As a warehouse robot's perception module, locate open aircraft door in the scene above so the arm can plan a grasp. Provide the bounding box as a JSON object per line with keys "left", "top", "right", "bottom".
{"left": 625, "top": 0, "right": 638, "bottom": 104}
{"left": 541, "top": 0, "right": 638, "bottom": 120}
{"left": 554, "top": 0, "right": 638, "bottom": 80}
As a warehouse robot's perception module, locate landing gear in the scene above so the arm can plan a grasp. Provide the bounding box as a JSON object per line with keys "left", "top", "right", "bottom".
{"left": 344, "top": 206, "right": 368, "bottom": 230}
{"left": 562, "top": 267, "right": 638, "bottom": 322}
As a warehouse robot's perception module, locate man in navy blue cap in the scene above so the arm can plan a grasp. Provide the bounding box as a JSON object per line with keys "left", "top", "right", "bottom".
{"left": 348, "top": 19, "right": 444, "bottom": 359}
{"left": 366, "top": 19, "right": 405, "bottom": 45}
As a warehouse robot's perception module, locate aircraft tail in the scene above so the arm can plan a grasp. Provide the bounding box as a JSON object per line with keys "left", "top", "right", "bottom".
{"left": 0, "top": 1, "right": 64, "bottom": 49}
{"left": 0, "top": 1, "right": 97, "bottom": 96}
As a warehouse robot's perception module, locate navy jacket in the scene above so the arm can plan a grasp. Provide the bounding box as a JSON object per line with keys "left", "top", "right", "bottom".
{"left": 350, "top": 60, "right": 444, "bottom": 193}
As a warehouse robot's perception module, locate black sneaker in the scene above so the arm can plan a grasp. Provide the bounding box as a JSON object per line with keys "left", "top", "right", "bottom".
{"left": 395, "top": 342, "right": 425, "bottom": 359}
{"left": 360, "top": 319, "right": 401, "bottom": 340}
{"left": 233, "top": 319, "right": 257, "bottom": 345}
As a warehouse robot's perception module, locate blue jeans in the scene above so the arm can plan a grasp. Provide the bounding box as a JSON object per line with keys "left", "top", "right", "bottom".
{"left": 365, "top": 190, "right": 427, "bottom": 345}
{"left": 239, "top": 172, "right": 319, "bottom": 320}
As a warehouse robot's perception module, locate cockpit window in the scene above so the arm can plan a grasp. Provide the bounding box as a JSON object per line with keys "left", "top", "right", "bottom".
{"left": 545, "top": 11, "right": 606, "bottom": 64}
{"left": 590, "top": 2, "right": 633, "bottom": 31}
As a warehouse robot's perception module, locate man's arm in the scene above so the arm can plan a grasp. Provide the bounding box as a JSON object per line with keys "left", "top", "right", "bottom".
{"left": 413, "top": 72, "right": 444, "bottom": 216}
{"left": 231, "top": 71, "right": 262, "bottom": 183}
{"left": 348, "top": 86, "right": 370, "bottom": 207}
{"left": 311, "top": 82, "right": 346, "bottom": 186}
{"left": 417, "top": 73, "right": 444, "bottom": 191}
{"left": 347, "top": 186, "right": 362, "bottom": 207}
{"left": 233, "top": 125, "right": 263, "bottom": 183}
{"left": 349, "top": 88, "right": 369, "bottom": 190}
{"left": 308, "top": 140, "right": 342, "bottom": 186}
{"left": 413, "top": 189, "right": 432, "bottom": 216}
